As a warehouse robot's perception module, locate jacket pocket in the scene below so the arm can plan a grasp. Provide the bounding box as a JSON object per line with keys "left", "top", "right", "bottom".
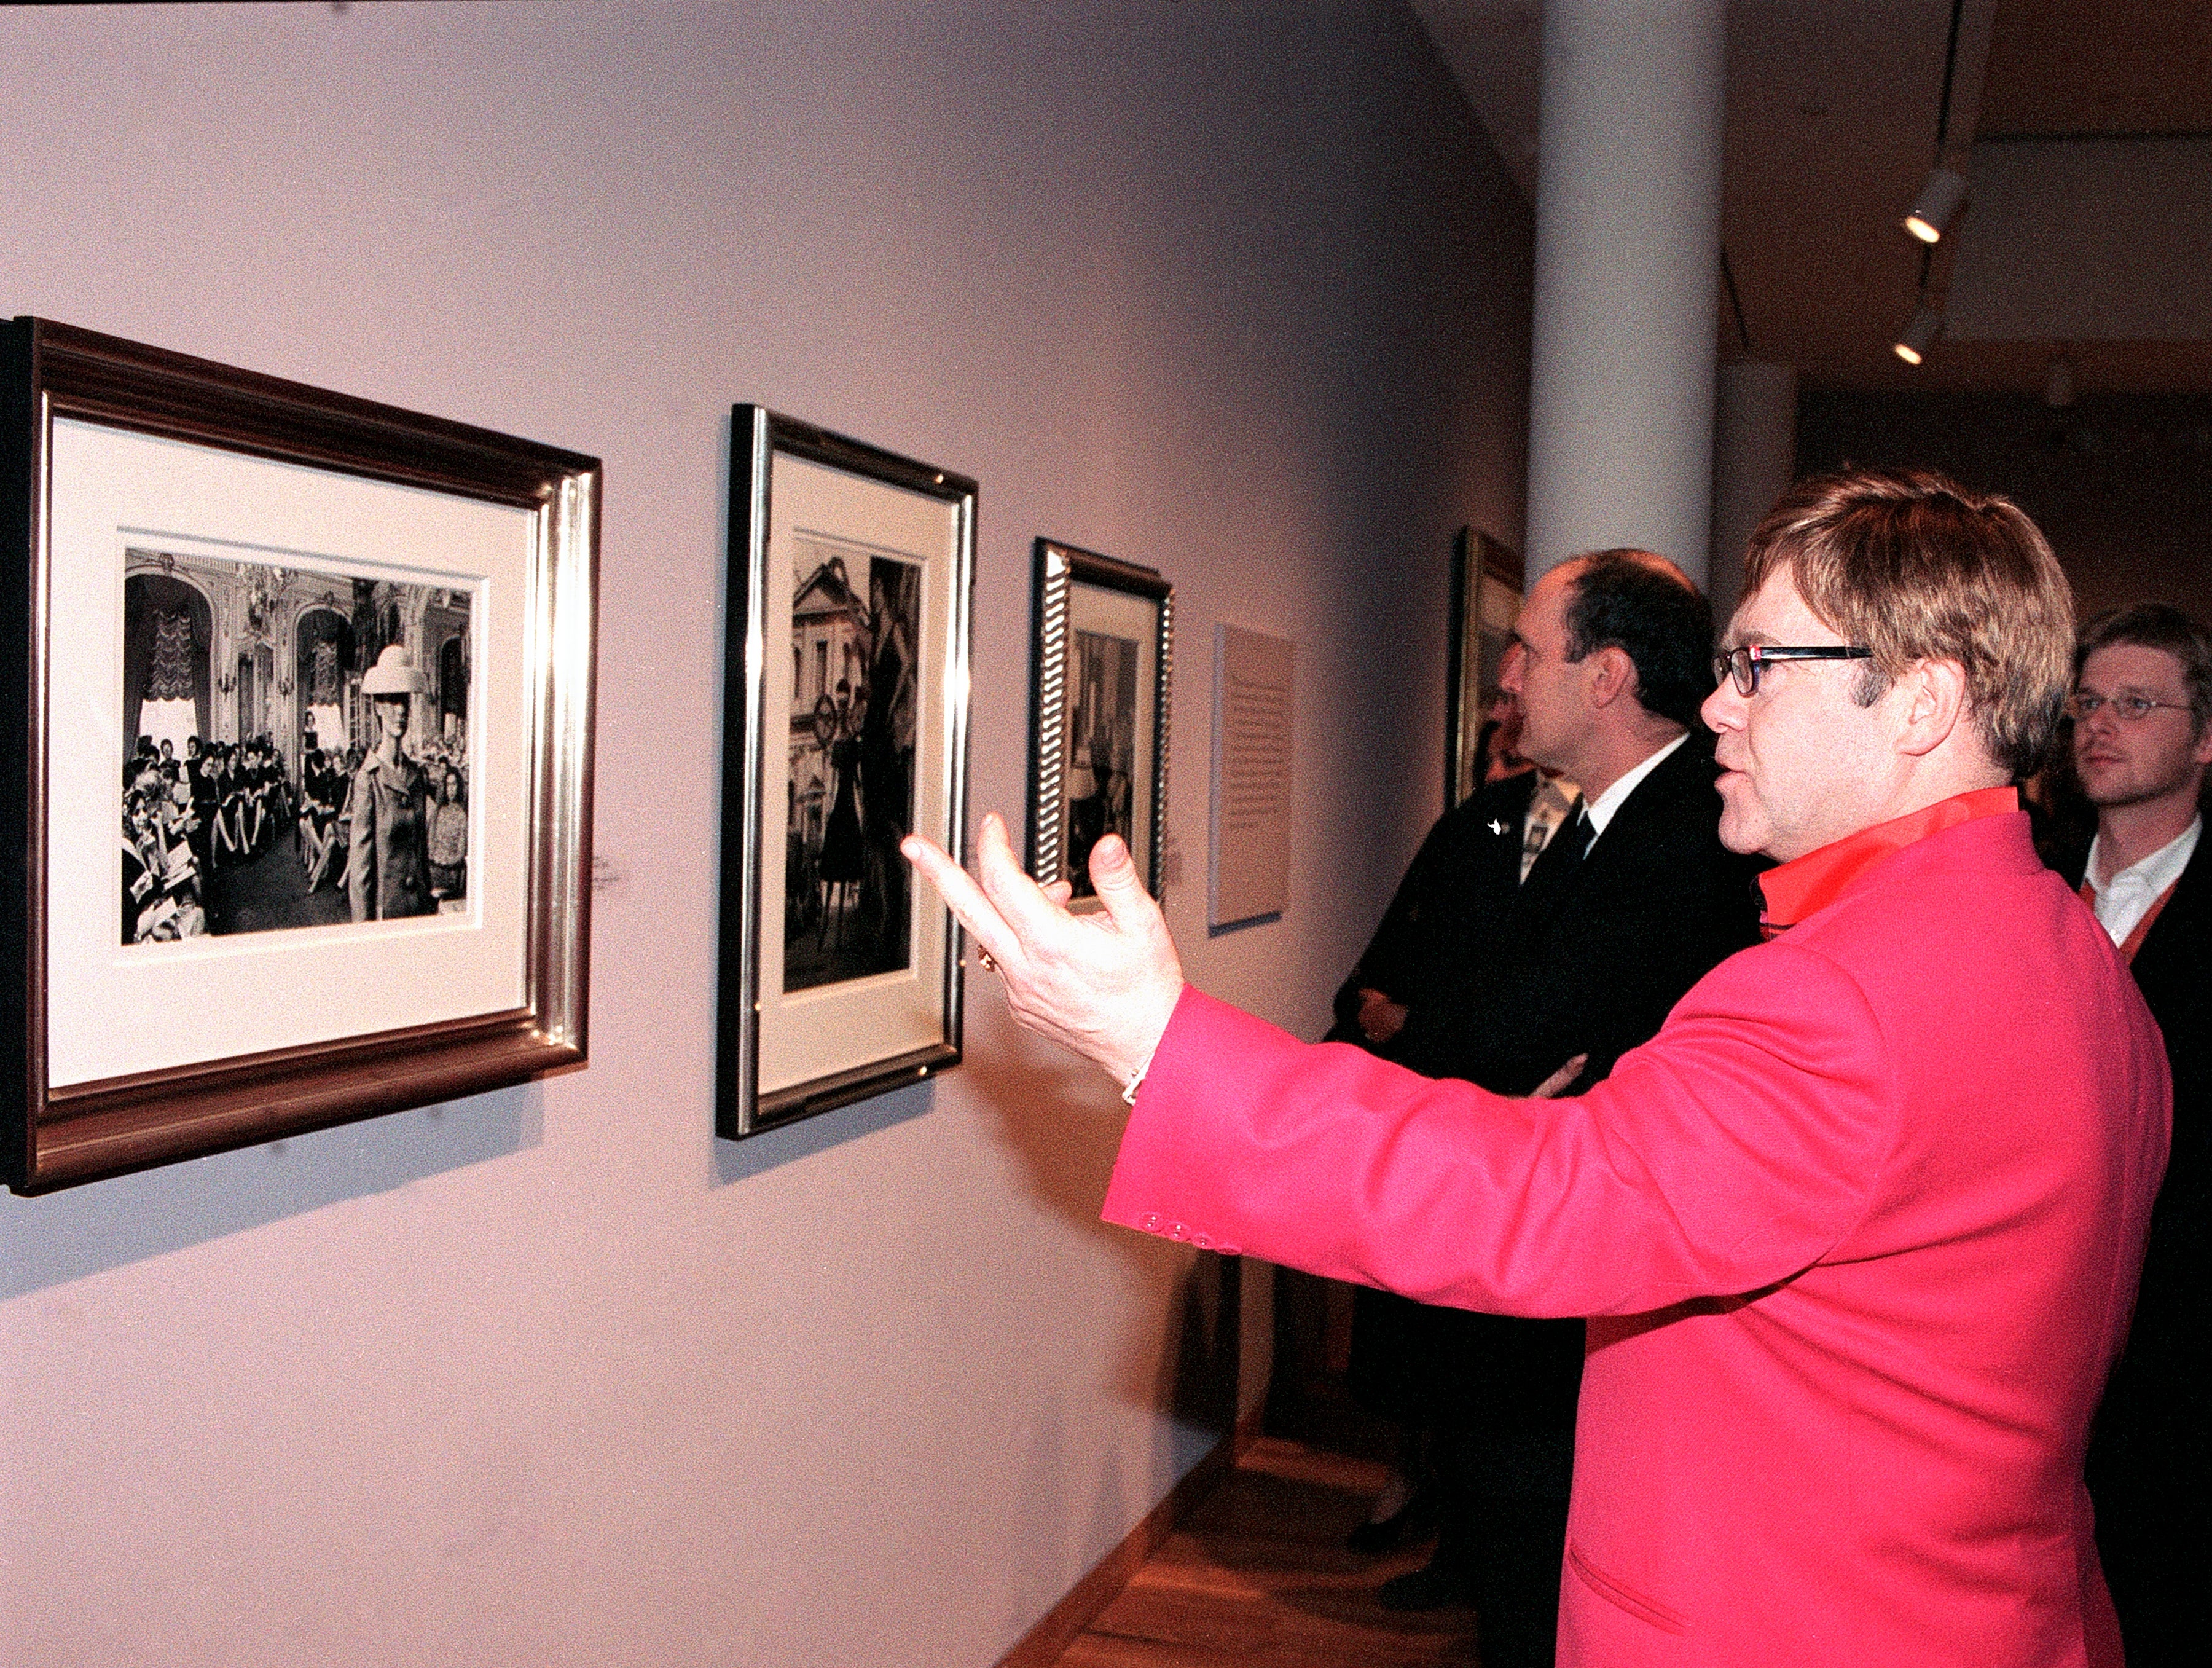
{"left": 1566, "top": 1541, "right": 1688, "bottom": 1635}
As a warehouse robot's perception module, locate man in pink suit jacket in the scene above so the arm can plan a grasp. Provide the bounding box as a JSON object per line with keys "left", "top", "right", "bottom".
{"left": 905, "top": 470, "right": 2168, "bottom": 1667}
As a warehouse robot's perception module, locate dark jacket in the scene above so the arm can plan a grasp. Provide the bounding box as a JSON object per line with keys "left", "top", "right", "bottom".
{"left": 2067, "top": 839, "right": 2208, "bottom": 1458}
{"left": 1333, "top": 730, "right": 1764, "bottom": 1431}
{"left": 344, "top": 749, "right": 433, "bottom": 921}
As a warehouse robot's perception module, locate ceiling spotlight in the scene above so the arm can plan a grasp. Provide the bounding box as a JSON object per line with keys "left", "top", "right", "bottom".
{"left": 1893, "top": 306, "right": 1942, "bottom": 366}
{"left": 1903, "top": 167, "right": 1969, "bottom": 244}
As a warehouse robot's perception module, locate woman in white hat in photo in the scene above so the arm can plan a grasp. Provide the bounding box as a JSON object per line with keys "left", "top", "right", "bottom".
{"left": 344, "top": 644, "right": 434, "bottom": 921}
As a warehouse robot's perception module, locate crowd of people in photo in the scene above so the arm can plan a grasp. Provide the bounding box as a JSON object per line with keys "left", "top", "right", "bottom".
{"left": 123, "top": 733, "right": 294, "bottom": 942}
{"left": 122, "top": 740, "right": 210, "bottom": 943}
{"left": 122, "top": 704, "right": 469, "bottom": 945}
{"left": 295, "top": 741, "right": 357, "bottom": 894}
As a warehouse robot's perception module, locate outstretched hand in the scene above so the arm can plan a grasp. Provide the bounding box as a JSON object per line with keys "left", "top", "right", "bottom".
{"left": 901, "top": 813, "right": 1185, "bottom": 1085}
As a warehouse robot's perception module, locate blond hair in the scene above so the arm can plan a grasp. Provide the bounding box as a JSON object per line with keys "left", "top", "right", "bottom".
{"left": 1741, "top": 468, "right": 2074, "bottom": 776}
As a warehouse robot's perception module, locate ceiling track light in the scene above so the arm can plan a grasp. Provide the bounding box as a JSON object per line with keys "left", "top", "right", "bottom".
{"left": 1894, "top": 306, "right": 1942, "bottom": 366}
{"left": 1904, "top": 166, "right": 1969, "bottom": 244}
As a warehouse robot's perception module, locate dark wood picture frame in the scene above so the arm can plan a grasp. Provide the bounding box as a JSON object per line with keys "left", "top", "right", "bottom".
{"left": 1026, "top": 538, "right": 1173, "bottom": 903}
{"left": 715, "top": 406, "right": 974, "bottom": 1138}
{"left": 1445, "top": 526, "right": 1524, "bottom": 812}
{"left": 2, "top": 317, "right": 600, "bottom": 1194}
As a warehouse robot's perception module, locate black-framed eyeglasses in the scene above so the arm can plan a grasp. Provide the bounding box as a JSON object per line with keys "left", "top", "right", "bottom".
{"left": 2066, "top": 691, "right": 2192, "bottom": 724}
{"left": 1712, "top": 643, "right": 1873, "bottom": 696}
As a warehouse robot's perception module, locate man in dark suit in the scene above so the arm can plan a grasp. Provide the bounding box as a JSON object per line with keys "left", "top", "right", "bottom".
{"left": 1332, "top": 549, "right": 1763, "bottom": 1664}
{"left": 2065, "top": 603, "right": 2210, "bottom": 1668}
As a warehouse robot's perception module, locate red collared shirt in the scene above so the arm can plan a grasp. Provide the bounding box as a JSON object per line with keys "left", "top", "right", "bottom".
{"left": 1756, "top": 787, "right": 2020, "bottom": 938}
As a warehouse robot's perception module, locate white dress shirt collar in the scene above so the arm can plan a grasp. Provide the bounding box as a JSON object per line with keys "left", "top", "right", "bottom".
{"left": 2084, "top": 815, "right": 2201, "bottom": 947}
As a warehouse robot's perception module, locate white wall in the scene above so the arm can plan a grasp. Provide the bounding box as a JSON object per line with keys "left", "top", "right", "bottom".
{"left": 0, "top": 5, "right": 1532, "bottom": 1664}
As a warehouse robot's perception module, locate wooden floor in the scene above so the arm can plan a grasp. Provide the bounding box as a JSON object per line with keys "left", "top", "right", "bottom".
{"left": 1049, "top": 1437, "right": 1481, "bottom": 1667}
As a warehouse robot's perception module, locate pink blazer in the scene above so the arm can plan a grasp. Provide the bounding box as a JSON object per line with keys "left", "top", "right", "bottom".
{"left": 1104, "top": 813, "right": 2167, "bottom": 1667}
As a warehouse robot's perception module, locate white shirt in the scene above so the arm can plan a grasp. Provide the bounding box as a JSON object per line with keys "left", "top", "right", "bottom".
{"left": 2084, "top": 815, "right": 2201, "bottom": 948}
{"left": 1581, "top": 731, "right": 1690, "bottom": 851}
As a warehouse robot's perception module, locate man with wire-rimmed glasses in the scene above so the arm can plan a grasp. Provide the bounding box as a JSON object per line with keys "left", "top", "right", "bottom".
{"left": 2060, "top": 602, "right": 2212, "bottom": 1667}
{"left": 905, "top": 466, "right": 2165, "bottom": 1667}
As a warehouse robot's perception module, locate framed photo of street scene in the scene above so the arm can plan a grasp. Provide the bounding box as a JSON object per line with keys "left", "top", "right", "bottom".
{"left": 1445, "top": 526, "right": 1524, "bottom": 812}
{"left": 1, "top": 318, "right": 599, "bottom": 1194}
{"left": 1026, "top": 538, "right": 1171, "bottom": 905}
{"left": 715, "top": 406, "right": 973, "bottom": 1138}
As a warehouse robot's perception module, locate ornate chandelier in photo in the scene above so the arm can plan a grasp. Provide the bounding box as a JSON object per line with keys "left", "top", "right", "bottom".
{"left": 243, "top": 562, "right": 291, "bottom": 634}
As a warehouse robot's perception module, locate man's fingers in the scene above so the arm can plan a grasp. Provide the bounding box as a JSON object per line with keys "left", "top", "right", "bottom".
{"left": 970, "top": 812, "right": 1078, "bottom": 945}
{"left": 909, "top": 816, "right": 1182, "bottom": 1082}
{"left": 903, "top": 814, "right": 1082, "bottom": 969}
{"left": 901, "top": 833, "right": 1021, "bottom": 966}
{"left": 1087, "top": 835, "right": 1168, "bottom": 948}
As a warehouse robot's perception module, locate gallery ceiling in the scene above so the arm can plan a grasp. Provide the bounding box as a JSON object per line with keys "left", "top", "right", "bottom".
{"left": 1409, "top": 0, "right": 2212, "bottom": 395}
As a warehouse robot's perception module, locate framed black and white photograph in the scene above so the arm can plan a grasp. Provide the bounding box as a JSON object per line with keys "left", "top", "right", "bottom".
{"left": 122, "top": 553, "right": 476, "bottom": 942}
{"left": 1026, "top": 538, "right": 1171, "bottom": 905}
{"left": 716, "top": 406, "right": 973, "bottom": 1138}
{"left": 1445, "top": 526, "right": 1524, "bottom": 812}
{"left": 2, "top": 317, "right": 599, "bottom": 1194}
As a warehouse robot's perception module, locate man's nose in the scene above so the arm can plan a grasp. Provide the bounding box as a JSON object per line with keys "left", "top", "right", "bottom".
{"left": 1701, "top": 678, "right": 1742, "bottom": 733}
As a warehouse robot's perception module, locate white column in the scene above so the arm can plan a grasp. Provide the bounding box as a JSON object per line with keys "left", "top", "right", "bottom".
{"left": 1526, "top": 0, "right": 1725, "bottom": 584}
{"left": 1707, "top": 361, "right": 1798, "bottom": 625}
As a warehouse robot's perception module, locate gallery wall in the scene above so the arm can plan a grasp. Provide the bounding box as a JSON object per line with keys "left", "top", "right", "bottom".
{"left": 0, "top": 4, "right": 1533, "bottom": 1665}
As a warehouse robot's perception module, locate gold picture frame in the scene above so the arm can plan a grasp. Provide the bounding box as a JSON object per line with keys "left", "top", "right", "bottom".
{"left": 3, "top": 318, "right": 598, "bottom": 1194}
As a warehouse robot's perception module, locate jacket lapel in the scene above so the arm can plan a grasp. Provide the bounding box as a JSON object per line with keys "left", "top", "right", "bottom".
{"left": 2128, "top": 838, "right": 2208, "bottom": 995}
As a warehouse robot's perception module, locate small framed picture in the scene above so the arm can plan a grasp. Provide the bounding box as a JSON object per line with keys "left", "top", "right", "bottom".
{"left": 1445, "top": 526, "right": 1524, "bottom": 811}
{"left": 715, "top": 407, "right": 974, "bottom": 1138}
{"left": 1026, "top": 539, "right": 1172, "bottom": 904}
{"left": 2, "top": 318, "right": 599, "bottom": 1194}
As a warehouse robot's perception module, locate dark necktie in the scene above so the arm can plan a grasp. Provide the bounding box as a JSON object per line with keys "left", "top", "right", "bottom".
{"left": 1558, "top": 804, "right": 1594, "bottom": 865}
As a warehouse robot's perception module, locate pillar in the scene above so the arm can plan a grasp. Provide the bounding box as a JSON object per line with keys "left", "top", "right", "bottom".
{"left": 1525, "top": 0, "right": 1725, "bottom": 584}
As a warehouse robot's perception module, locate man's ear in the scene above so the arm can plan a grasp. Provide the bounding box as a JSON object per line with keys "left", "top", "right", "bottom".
{"left": 1585, "top": 645, "right": 1639, "bottom": 710}
{"left": 1894, "top": 658, "right": 1969, "bottom": 758}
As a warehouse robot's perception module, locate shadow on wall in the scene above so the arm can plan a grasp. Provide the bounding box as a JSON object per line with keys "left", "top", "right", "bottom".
{"left": 0, "top": 1084, "right": 540, "bottom": 1300}
{"left": 704, "top": 997, "right": 1247, "bottom": 1440}
{"left": 907, "top": 1010, "right": 1248, "bottom": 1432}
{"left": 709, "top": 1072, "right": 938, "bottom": 1186}
{"left": 963, "top": 1020, "right": 1139, "bottom": 1232}
{"left": 1158, "top": 1245, "right": 1242, "bottom": 1438}
{"left": 1004, "top": 1245, "right": 1245, "bottom": 1617}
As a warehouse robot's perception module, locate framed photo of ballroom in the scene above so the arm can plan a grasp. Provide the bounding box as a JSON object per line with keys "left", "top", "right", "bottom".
{"left": 1445, "top": 525, "right": 1524, "bottom": 812}
{"left": 1026, "top": 537, "right": 1172, "bottom": 905}
{"left": 715, "top": 406, "right": 974, "bottom": 1139}
{"left": 1, "top": 318, "right": 600, "bottom": 1195}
